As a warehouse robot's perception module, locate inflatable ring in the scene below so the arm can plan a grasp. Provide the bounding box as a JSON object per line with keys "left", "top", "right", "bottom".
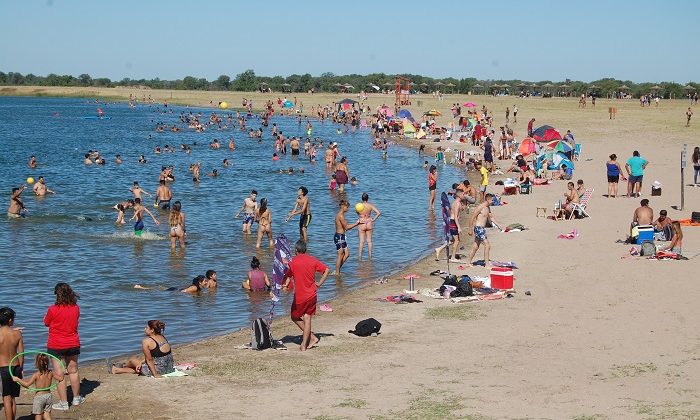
{"left": 8, "top": 350, "right": 66, "bottom": 391}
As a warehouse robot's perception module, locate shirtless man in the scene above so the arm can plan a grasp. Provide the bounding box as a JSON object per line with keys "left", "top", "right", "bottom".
{"left": 290, "top": 137, "right": 300, "bottom": 156}
{"left": 155, "top": 180, "right": 172, "bottom": 210}
{"left": 332, "top": 200, "right": 359, "bottom": 275}
{"left": 115, "top": 154, "right": 123, "bottom": 164}
{"left": 435, "top": 190, "right": 464, "bottom": 262}
{"left": 130, "top": 198, "right": 160, "bottom": 236}
{"left": 235, "top": 190, "right": 258, "bottom": 234}
{"left": 130, "top": 181, "right": 151, "bottom": 200}
{"left": 28, "top": 155, "right": 37, "bottom": 168}
{"left": 630, "top": 199, "right": 654, "bottom": 240}
{"left": 32, "top": 177, "right": 56, "bottom": 196}
{"left": 467, "top": 193, "right": 502, "bottom": 269}
{"left": 7, "top": 186, "right": 28, "bottom": 218}
{"left": 0, "top": 307, "right": 24, "bottom": 420}
{"left": 456, "top": 180, "right": 478, "bottom": 205}
{"left": 286, "top": 186, "right": 311, "bottom": 242}
{"left": 84, "top": 153, "right": 93, "bottom": 165}
{"left": 228, "top": 137, "right": 235, "bottom": 151}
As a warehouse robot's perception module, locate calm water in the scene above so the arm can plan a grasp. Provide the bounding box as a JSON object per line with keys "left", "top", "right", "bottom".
{"left": 0, "top": 96, "right": 462, "bottom": 360}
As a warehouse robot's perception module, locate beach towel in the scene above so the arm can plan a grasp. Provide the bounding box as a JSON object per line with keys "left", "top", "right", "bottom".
{"left": 162, "top": 370, "right": 188, "bottom": 378}
{"left": 678, "top": 219, "right": 700, "bottom": 226}
{"left": 557, "top": 229, "right": 579, "bottom": 239}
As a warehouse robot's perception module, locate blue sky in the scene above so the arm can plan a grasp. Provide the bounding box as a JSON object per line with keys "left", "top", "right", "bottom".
{"left": 1, "top": 0, "right": 698, "bottom": 83}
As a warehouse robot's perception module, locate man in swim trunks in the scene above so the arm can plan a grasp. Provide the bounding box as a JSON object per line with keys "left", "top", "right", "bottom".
{"left": 332, "top": 200, "right": 360, "bottom": 275}
{"left": 155, "top": 180, "right": 172, "bottom": 209}
{"left": 282, "top": 240, "right": 330, "bottom": 351}
{"left": 130, "top": 198, "right": 160, "bottom": 236}
{"left": 235, "top": 190, "right": 258, "bottom": 234}
{"left": 287, "top": 186, "right": 311, "bottom": 242}
{"left": 467, "top": 193, "right": 502, "bottom": 269}
{"left": 456, "top": 180, "right": 478, "bottom": 205}
{"left": 290, "top": 137, "right": 300, "bottom": 156}
{"left": 0, "top": 307, "right": 24, "bottom": 419}
{"left": 7, "top": 186, "right": 28, "bottom": 218}
{"left": 435, "top": 190, "right": 464, "bottom": 262}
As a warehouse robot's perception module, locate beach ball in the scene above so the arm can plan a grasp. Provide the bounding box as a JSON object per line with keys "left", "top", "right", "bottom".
{"left": 26, "top": 177, "right": 34, "bottom": 184}
{"left": 355, "top": 203, "right": 364, "bottom": 213}
{"left": 219, "top": 102, "right": 229, "bottom": 109}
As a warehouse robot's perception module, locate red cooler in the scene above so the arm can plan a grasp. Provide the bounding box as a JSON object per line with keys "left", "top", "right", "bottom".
{"left": 490, "top": 267, "right": 514, "bottom": 290}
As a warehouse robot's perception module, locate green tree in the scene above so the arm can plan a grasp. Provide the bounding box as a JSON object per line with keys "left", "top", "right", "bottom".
{"left": 79, "top": 73, "right": 93, "bottom": 87}
{"left": 232, "top": 70, "right": 257, "bottom": 91}
{"left": 213, "top": 74, "right": 231, "bottom": 90}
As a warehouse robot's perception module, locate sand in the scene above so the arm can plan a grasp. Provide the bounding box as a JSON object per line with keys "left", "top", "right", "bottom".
{"left": 5, "top": 87, "right": 700, "bottom": 419}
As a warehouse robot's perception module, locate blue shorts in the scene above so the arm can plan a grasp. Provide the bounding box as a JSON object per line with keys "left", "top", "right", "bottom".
{"left": 158, "top": 200, "right": 171, "bottom": 210}
{"left": 629, "top": 174, "right": 643, "bottom": 184}
{"left": 474, "top": 226, "right": 487, "bottom": 243}
{"left": 243, "top": 213, "right": 255, "bottom": 225}
{"left": 134, "top": 220, "right": 145, "bottom": 232}
{"left": 334, "top": 233, "right": 347, "bottom": 250}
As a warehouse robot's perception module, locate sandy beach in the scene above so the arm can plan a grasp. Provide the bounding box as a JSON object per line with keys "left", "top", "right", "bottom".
{"left": 5, "top": 87, "right": 700, "bottom": 419}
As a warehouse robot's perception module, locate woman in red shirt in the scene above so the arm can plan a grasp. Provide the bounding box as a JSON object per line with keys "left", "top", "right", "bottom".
{"left": 44, "top": 282, "right": 83, "bottom": 410}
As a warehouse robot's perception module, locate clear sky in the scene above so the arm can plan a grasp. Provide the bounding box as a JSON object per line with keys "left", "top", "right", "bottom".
{"left": 1, "top": 0, "right": 698, "bottom": 83}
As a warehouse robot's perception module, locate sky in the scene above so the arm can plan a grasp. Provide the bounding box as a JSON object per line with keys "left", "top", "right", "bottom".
{"left": 1, "top": 0, "right": 698, "bottom": 83}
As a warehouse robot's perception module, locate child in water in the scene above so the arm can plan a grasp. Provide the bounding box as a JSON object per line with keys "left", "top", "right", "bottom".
{"left": 329, "top": 174, "right": 337, "bottom": 191}
{"left": 115, "top": 203, "right": 126, "bottom": 224}
{"left": 13, "top": 353, "right": 60, "bottom": 420}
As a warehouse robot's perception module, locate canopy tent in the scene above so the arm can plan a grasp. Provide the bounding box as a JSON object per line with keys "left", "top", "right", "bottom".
{"left": 531, "top": 125, "right": 558, "bottom": 141}
{"left": 537, "top": 151, "right": 574, "bottom": 171}
{"left": 403, "top": 120, "right": 416, "bottom": 134}
{"left": 398, "top": 109, "right": 413, "bottom": 119}
{"left": 424, "top": 109, "right": 442, "bottom": 116}
{"left": 283, "top": 100, "right": 294, "bottom": 108}
{"left": 463, "top": 102, "right": 477, "bottom": 107}
{"left": 337, "top": 98, "right": 358, "bottom": 105}
{"left": 518, "top": 137, "right": 537, "bottom": 156}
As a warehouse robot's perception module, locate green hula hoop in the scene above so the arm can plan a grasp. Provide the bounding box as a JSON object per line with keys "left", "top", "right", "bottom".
{"left": 9, "top": 350, "right": 67, "bottom": 392}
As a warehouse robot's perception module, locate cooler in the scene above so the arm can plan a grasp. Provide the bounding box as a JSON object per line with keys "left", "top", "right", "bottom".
{"left": 636, "top": 225, "right": 654, "bottom": 244}
{"left": 490, "top": 267, "right": 514, "bottom": 290}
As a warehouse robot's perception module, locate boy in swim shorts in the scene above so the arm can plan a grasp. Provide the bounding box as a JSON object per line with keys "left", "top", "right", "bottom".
{"left": 283, "top": 240, "right": 330, "bottom": 351}
{"left": 467, "top": 194, "right": 502, "bottom": 269}
{"left": 332, "top": 200, "right": 360, "bottom": 274}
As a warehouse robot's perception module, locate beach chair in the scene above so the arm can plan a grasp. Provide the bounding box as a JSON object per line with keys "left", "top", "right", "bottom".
{"left": 569, "top": 188, "right": 593, "bottom": 220}
{"left": 573, "top": 143, "right": 582, "bottom": 161}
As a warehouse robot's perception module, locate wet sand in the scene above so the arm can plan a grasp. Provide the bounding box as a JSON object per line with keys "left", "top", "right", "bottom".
{"left": 6, "top": 87, "right": 700, "bottom": 419}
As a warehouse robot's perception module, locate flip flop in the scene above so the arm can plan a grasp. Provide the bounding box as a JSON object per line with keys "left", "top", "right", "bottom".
{"left": 319, "top": 304, "right": 333, "bottom": 312}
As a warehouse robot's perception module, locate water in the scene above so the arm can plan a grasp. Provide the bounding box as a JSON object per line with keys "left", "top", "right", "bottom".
{"left": 0, "top": 96, "right": 463, "bottom": 360}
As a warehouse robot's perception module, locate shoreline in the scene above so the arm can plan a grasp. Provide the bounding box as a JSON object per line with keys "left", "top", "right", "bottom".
{"left": 7, "top": 88, "right": 700, "bottom": 419}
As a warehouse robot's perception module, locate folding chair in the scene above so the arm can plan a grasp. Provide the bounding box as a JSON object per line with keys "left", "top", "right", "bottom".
{"left": 569, "top": 188, "right": 593, "bottom": 219}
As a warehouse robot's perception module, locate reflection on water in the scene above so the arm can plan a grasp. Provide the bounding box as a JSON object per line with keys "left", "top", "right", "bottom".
{"left": 0, "top": 97, "right": 460, "bottom": 360}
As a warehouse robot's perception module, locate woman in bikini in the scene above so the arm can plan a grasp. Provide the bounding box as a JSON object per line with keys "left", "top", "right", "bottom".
{"left": 255, "top": 198, "right": 273, "bottom": 249}
{"left": 428, "top": 165, "right": 438, "bottom": 209}
{"left": 357, "top": 192, "right": 381, "bottom": 260}
{"left": 110, "top": 320, "right": 174, "bottom": 378}
{"left": 168, "top": 201, "right": 186, "bottom": 249}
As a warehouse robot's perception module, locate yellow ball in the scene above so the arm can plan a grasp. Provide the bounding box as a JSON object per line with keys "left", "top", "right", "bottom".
{"left": 355, "top": 203, "right": 365, "bottom": 213}
{"left": 26, "top": 177, "right": 34, "bottom": 184}
{"left": 219, "top": 101, "right": 229, "bottom": 109}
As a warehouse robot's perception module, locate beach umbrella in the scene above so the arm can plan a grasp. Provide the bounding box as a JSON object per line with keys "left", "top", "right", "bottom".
{"left": 532, "top": 125, "right": 560, "bottom": 141}
{"left": 531, "top": 125, "right": 555, "bottom": 138}
{"left": 553, "top": 152, "right": 574, "bottom": 169}
{"left": 463, "top": 102, "right": 477, "bottom": 107}
{"left": 518, "top": 137, "right": 537, "bottom": 156}
{"left": 424, "top": 109, "right": 442, "bottom": 116}
{"left": 283, "top": 100, "right": 294, "bottom": 108}
{"left": 546, "top": 139, "right": 573, "bottom": 154}
{"left": 541, "top": 128, "right": 562, "bottom": 141}
{"left": 467, "top": 118, "right": 477, "bottom": 128}
{"left": 269, "top": 234, "right": 292, "bottom": 327}
{"left": 398, "top": 109, "right": 412, "bottom": 119}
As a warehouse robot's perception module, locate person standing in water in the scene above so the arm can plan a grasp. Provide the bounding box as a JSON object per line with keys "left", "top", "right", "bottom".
{"left": 428, "top": 165, "right": 438, "bottom": 209}
{"left": 334, "top": 157, "right": 350, "bottom": 193}
{"left": 255, "top": 198, "right": 274, "bottom": 249}
{"left": 130, "top": 198, "right": 160, "bottom": 236}
{"left": 33, "top": 176, "right": 56, "bottom": 196}
{"left": 235, "top": 190, "right": 258, "bottom": 234}
{"left": 356, "top": 192, "right": 381, "bottom": 260}
{"left": 332, "top": 200, "right": 360, "bottom": 275}
{"left": 168, "top": 201, "right": 186, "bottom": 249}
{"left": 7, "top": 185, "right": 28, "bottom": 218}
{"left": 155, "top": 180, "right": 172, "bottom": 210}
{"left": 130, "top": 181, "right": 151, "bottom": 201}
{"left": 287, "top": 186, "right": 311, "bottom": 242}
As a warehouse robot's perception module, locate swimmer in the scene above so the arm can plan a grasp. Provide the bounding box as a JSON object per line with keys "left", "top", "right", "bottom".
{"left": 228, "top": 137, "right": 235, "bottom": 150}
{"left": 286, "top": 186, "right": 311, "bottom": 242}
{"left": 255, "top": 197, "right": 274, "bottom": 248}
{"left": 115, "top": 203, "right": 126, "bottom": 224}
{"left": 204, "top": 270, "right": 217, "bottom": 289}
{"left": 28, "top": 155, "right": 37, "bottom": 168}
{"left": 168, "top": 201, "right": 186, "bottom": 249}
{"left": 223, "top": 158, "right": 229, "bottom": 167}
{"left": 242, "top": 256, "right": 270, "bottom": 291}
{"left": 356, "top": 192, "right": 381, "bottom": 260}
{"left": 115, "top": 154, "right": 122, "bottom": 164}
{"left": 7, "top": 185, "right": 28, "bottom": 218}
{"left": 332, "top": 200, "right": 360, "bottom": 275}
{"left": 350, "top": 177, "right": 358, "bottom": 185}
{"left": 84, "top": 153, "right": 93, "bottom": 165}
{"left": 134, "top": 275, "right": 205, "bottom": 292}
{"left": 138, "top": 155, "right": 147, "bottom": 164}
{"left": 207, "top": 169, "right": 218, "bottom": 177}
{"left": 155, "top": 180, "right": 172, "bottom": 209}
{"left": 235, "top": 190, "right": 258, "bottom": 234}
{"left": 192, "top": 162, "right": 201, "bottom": 182}
{"left": 130, "top": 181, "right": 152, "bottom": 200}
{"left": 32, "top": 176, "right": 56, "bottom": 196}
{"left": 130, "top": 197, "right": 160, "bottom": 236}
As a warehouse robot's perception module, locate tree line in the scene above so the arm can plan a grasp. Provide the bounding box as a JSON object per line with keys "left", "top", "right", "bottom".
{"left": 1, "top": 70, "right": 696, "bottom": 99}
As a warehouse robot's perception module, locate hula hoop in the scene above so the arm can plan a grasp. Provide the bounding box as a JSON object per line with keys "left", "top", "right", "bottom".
{"left": 8, "top": 350, "right": 66, "bottom": 391}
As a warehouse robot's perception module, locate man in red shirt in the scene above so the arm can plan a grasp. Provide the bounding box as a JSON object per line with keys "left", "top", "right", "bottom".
{"left": 283, "top": 240, "right": 330, "bottom": 351}
{"left": 528, "top": 118, "right": 536, "bottom": 137}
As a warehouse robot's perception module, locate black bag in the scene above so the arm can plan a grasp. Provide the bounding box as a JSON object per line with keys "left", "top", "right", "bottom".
{"left": 451, "top": 275, "right": 474, "bottom": 297}
{"left": 692, "top": 211, "right": 700, "bottom": 223}
{"left": 349, "top": 318, "right": 382, "bottom": 337}
{"left": 251, "top": 318, "right": 272, "bottom": 350}
{"left": 438, "top": 275, "right": 459, "bottom": 295}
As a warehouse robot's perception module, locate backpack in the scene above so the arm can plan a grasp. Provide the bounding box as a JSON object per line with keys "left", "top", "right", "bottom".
{"left": 251, "top": 318, "right": 272, "bottom": 350}
{"left": 640, "top": 241, "right": 656, "bottom": 257}
{"left": 349, "top": 318, "right": 382, "bottom": 337}
{"left": 451, "top": 275, "right": 474, "bottom": 297}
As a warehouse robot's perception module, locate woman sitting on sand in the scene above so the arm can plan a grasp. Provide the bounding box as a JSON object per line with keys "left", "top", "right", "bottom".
{"left": 242, "top": 256, "right": 270, "bottom": 291}
{"left": 109, "top": 320, "right": 174, "bottom": 378}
